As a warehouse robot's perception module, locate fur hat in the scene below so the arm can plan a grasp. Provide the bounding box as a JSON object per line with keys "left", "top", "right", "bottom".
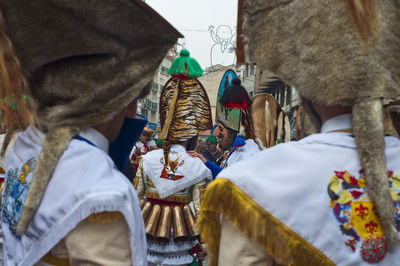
{"left": 241, "top": 0, "right": 400, "bottom": 250}
{"left": 0, "top": 0, "right": 182, "bottom": 234}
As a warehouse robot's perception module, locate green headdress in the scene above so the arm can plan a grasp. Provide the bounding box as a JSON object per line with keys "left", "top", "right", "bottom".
{"left": 167, "top": 49, "right": 204, "bottom": 79}
{"left": 206, "top": 135, "right": 217, "bottom": 144}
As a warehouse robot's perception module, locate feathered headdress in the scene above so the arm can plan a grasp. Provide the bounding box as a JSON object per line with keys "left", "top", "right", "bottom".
{"left": 219, "top": 78, "right": 252, "bottom": 109}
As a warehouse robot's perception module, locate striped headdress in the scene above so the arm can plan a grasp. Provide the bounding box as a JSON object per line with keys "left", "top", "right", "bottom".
{"left": 159, "top": 50, "right": 212, "bottom": 167}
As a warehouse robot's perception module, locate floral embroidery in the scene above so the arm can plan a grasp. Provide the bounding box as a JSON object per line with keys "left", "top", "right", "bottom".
{"left": 328, "top": 169, "right": 400, "bottom": 261}
{"left": 1, "top": 158, "right": 37, "bottom": 235}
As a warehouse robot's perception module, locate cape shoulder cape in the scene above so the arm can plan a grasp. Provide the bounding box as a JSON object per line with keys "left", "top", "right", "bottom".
{"left": 198, "top": 117, "right": 400, "bottom": 265}
{"left": 1, "top": 127, "right": 146, "bottom": 266}
{"left": 142, "top": 144, "right": 212, "bottom": 198}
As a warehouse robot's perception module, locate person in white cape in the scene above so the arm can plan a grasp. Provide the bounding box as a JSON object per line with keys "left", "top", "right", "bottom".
{"left": 198, "top": 1, "right": 400, "bottom": 265}
{"left": 134, "top": 50, "right": 212, "bottom": 266}
{"left": 0, "top": 1, "right": 182, "bottom": 265}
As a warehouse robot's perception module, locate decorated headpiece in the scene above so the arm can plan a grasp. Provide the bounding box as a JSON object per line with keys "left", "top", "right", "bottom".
{"left": 240, "top": 0, "right": 400, "bottom": 252}
{"left": 216, "top": 70, "right": 241, "bottom": 132}
{"left": 220, "top": 78, "right": 252, "bottom": 109}
{"left": 206, "top": 135, "right": 217, "bottom": 144}
{"left": 0, "top": 0, "right": 182, "bottom": 234}
{"left": 142, "top": 126, "right": 155, "bottom": 137}
{"left": 167, "top": 49, "right": 204, "bottom": 79}
{"left": 216, "top": 70, "right": 255, "bottom": 141}
{"left": 160, "top": 49, "right": 212, "bottom": 169}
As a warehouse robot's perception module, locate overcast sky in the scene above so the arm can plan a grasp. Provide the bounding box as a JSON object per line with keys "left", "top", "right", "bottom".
{"left": 145, "top": 0, "right": 238, "bottom": 69}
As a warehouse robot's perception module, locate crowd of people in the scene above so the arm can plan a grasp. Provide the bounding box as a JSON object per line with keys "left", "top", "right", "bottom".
{"left": 0, "top": 1, "right": 400, "bottom": 266}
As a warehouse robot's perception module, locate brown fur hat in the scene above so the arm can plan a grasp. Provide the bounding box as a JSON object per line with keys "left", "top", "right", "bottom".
{"left": 241, "top": 0, "right": 400, "bottom": 250}
{"left": 0, "top": 0, "right": 182, "bottom": 234}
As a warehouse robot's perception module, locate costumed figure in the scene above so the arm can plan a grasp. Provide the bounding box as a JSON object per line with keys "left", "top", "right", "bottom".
{"left": 0, "top": 1, "right": 182, "bottom": 265}
{"left": 131, "top": 126, "right": 156, "bottom": 171}
{"left": 188, "top": 71, "right": 261, "bottom": 179}
{"left": 133, "top": 49, "right": 213, "bottom": 265}
{"left": 198, "top": 1, "right": 400, "bottom": 265}
{"left": 201, "top": 135, "right": 220, "bottom": 165}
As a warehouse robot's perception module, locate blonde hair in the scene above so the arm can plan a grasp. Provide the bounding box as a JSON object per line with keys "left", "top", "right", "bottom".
{"left": 0, "top": 11, "right": 34, "bottom": 154}
{"left": 345, "top": 0, "right": 379, "bottom": 43}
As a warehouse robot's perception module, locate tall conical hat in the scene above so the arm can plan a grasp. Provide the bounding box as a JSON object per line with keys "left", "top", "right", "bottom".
{"left": 240, "top": 0, "right": 400, "bottom": 250}
{"left": 159, "top": 50, "right": 212, "bottom": 166}
{"left": 0, "top": 0, "right": 182, "bottom": 234}
{"left": 216, "top": 70, "right": 241, "bottom": 132}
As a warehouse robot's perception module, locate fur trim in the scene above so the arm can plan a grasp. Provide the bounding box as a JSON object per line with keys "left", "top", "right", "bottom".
{"left": 352, "top": 99, "right": 399, "bottom": 250}
{"left": 0, "top": 0, "right": 182, "bottom": 130}
{"left": 299, "top": 98, "right": 322, "bottom": 137}
{"left": 242, "top": 0, "right": 400, "bottom": 106}
{"left": 16, "top": 127, "right": 79, "bottom": 234}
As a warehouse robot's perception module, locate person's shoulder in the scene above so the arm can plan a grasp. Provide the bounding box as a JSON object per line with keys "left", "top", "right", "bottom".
{"left": 143, "top": 148, "right": 162, "bottom": 159}
{"left": 218, "top": 141, "right": 302, "bottom": 180}
{"left": 61, "top": 140, "right": 129, "bottom": 187}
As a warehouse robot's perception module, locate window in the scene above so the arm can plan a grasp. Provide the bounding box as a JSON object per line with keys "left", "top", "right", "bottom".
{"left": 161, "top": 65, "right": 169, "bottom": 75}
{"left": 152, "top": 82, "right": 158, "bottom": 91}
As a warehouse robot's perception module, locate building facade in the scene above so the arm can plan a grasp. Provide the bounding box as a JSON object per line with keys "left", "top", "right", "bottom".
{"left": 137, "top": 53, "right": 174, "bottom": 129}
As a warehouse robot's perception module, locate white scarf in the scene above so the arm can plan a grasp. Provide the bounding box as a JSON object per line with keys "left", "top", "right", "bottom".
{"left": 142, "top": 144, "right": 212, "bottom": 198}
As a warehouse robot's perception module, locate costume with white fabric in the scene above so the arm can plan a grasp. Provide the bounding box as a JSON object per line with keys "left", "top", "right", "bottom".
{"left": 0, "top": 1, "right": 181, "bottom": 265}
{"left": 204, "top": 77, "right": 261, "bottom": 178}
{"left": 198, "top": 0, "right": 400, "bottom": 265}
{"left": 222, "top": 139, "right": 260, "bottom": 168}
{"left": 134, "top": 50, "right": 212, "bottom": 265}
{"left": 2, "top": 127, "right": 146, "bottom": 265}
{"left": 200, "top": 115, "right": 400, "bottom": 265}
{"left": 135, "top": 145, "right": 211, "bottom": 265}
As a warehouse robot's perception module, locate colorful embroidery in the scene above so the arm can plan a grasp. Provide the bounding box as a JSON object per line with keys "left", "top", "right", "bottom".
{"left": 1, "top": 158, "right": 37, "bottom": 235}
{"left": 160, "top": 151, "right": 184, "bottom": 181}
{"left": 328, "top": 169, "right": 400, "bottom": 262}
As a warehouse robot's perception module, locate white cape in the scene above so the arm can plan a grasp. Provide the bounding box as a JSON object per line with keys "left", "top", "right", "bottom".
{"left": 1, "top": 127, "right": 147, "bottom": 266}
{"left": 142, "top": 144, "right": 212, "bottom": 198}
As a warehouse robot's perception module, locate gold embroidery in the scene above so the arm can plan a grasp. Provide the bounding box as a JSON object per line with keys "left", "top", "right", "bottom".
{"left": 197, "top": 178, "right": 335, "bottom": 266}
{"left": 0, "top": 181, "right": 4, "bottom": 205}
{"left": 41, "top": 252, "right": 70, "bottom": 266}
{"left": 198, "top": 182, "right": 207, "bottom": 204}
{"left": 146, "top": 176, "right": 156, "bottom": 188}
{"left": 86, "top": 211, "right": 124, "bottom": 224}
{"left": 133, "top": 175, "right": 140, "bottom": 189}
{"left": 145, "top": 190, "right": 191, "bottom": 204}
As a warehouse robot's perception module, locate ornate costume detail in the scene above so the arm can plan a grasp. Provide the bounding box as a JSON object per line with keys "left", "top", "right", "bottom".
{"left": 198, "top": 178, "right": 335, "bottom": 266}
{"left": 328, "top": 169, "right": 400, "bottom": 262}
{"left": 86, "top": 211, "right": 124, "bottom": 224}
{"left": 144, "top": 191, "right": 192, "bottom": 204}
{"left": 1, "top": 158, "right": 36, "bottom": 235}
{"left": 360, "top": 235, "right": 387, "bottom": 263}
{"left": 160, "top": 152, "right": 185, "bottom": 181}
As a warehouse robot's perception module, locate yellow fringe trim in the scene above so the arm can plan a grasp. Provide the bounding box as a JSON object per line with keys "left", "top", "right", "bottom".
{"left": 41, "top": 252, "right": 70, "bottom": 266}
{"left": 197, "top": 178, "right": 335, "bottom": 266}
{"left": 86, "top": 211, "right": 124, "bottom": 224}
{"left": 145, "top": 190, "right": 191, "bottom": 204}
{"left": 0, "top": 181, "right": 4, "bottom": 205}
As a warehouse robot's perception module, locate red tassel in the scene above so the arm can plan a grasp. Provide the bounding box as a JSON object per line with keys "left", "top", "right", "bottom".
{"left": 222, "top": 91, "right": 250, "bottom": 109}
